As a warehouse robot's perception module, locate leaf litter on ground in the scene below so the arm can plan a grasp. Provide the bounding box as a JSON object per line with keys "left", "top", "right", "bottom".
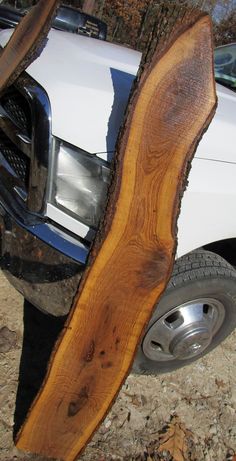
{"left": 105, "top": 415, "right": 195, "bottom": 461}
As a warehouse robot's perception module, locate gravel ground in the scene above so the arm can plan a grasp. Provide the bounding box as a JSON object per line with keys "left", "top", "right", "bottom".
{"left": 0, "top": 270, "right": 236, "bottom": 461}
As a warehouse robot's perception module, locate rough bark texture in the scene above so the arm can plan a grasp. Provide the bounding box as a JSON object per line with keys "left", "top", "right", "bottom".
{"left": 82, "top": 0, "right": 96, "bottom": 14}
{"left": 0, "top": 0, "right": 59, "bottom": 95}
{"left": 16, "top": 5, "right": 216, "bottom": 461}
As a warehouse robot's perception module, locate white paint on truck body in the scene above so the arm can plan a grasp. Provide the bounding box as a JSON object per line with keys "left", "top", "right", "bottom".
{"left": 0, "top": 29, "right": 235, "bottom": 258}
{"left": 0, "top": 29, "right": 141, "bottom": 154}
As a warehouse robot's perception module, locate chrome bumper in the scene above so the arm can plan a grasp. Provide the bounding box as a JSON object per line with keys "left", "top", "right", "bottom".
{"left": 0, "top": 202, "right": 89, "bottom": 316}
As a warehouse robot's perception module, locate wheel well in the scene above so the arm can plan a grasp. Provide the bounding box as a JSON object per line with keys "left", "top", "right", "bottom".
{"left": 204, "top": 238, "right": 236, "bottom": 267}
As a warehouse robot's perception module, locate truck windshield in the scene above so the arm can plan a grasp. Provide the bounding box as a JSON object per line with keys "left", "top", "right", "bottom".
{"left": 214, "top": 43, "right": 236, "bottom": 92}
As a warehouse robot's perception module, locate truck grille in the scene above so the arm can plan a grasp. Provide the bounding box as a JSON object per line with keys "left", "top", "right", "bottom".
{"left": 0, "top": 86, "right": 32, "bottom": 191}
{"left": 1, "top": 89, "right": 32, "bottom": 138}
{"left": 0, "top": 129, "right": 30, "bottom": 186}
{"left": 0, "top": 73, "right": 51, "bottom": 214}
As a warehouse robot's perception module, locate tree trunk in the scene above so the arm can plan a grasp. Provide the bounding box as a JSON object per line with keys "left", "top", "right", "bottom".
{"left": 14, "top": 5, "right": 216, "bottom": 461}
{"left": 82, "top": 0, "right": 96, "bottom": 14}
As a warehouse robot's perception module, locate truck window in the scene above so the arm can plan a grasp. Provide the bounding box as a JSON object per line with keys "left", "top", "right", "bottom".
{"left": 214, "top": 43, "right": 236, "bottom": 91}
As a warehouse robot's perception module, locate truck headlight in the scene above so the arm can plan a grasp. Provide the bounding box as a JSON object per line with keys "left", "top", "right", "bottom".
{"left": 50, "top": 140, "right": 110, "bottom": 228}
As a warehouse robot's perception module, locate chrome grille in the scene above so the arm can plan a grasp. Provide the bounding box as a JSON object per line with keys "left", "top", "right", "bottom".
{"left": 0, "top": 71, "right": 51, "bottom": 215}
{"left": 0, "top": 86, "right": 31, "bottom": 191}
{"left": 0, "top": 128, "right": 30, "bottom": 185}
{"left": 1, "top": 89, "right": 32, "bottom": 138}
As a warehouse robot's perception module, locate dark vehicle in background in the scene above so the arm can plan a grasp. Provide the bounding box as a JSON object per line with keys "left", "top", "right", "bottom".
{"left": 53, "top": 5, "right": 107, "bottom": 40}
{"left": 0, "top": 4, "right": 107, "bottom": 40}
{"left": 0, "top": 4, "right": 22, "bottom": 29}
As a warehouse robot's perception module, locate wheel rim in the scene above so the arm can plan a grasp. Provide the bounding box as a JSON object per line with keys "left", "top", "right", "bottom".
{"left": 142, "top": 298, "right": 225, "bottom": 361}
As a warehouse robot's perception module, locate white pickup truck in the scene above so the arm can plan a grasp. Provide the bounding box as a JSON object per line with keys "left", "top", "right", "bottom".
{"left": 0, "top": 28, "right": 235, "bottom": 373}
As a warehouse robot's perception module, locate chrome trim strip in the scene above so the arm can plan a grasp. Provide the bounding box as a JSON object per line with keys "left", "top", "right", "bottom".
{"left": 0, "top": 105, "right": 31, "bottom": 157}
{"left": 28, "top": 222, "right": 89, "bottom": 264}
{"left": 14, "top": 186, "right": 27, "bottom": 202}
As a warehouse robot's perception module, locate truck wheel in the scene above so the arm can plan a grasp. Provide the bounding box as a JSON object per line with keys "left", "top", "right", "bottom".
{"left": 133, "top": 249, "right": 236, "bottom": 374}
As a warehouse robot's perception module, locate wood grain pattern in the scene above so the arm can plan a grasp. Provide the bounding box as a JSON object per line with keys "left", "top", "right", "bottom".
{"left": 0, "top": 0, "right": 59, "bottom": 94}
{"left": 16, "top": 9, "right": 217, "bottom": 461}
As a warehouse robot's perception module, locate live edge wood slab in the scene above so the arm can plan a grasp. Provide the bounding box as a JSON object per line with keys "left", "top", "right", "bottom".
{"left": 2, "top": 3, "right": 216, "bottom": 461}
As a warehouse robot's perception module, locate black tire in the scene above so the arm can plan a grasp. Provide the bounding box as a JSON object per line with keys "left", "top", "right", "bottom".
{"left": 133, "top": 249, "right": 236, "bottom": 374}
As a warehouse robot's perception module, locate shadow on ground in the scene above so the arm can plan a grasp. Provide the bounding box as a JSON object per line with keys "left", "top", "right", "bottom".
{"left": 14, "top": 300, "right": 66, "bottom": 438}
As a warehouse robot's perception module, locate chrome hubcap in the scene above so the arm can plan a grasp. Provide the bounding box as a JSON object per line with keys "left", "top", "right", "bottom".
{"left": 142, "top": 298, "right": 225, "bottom": 361}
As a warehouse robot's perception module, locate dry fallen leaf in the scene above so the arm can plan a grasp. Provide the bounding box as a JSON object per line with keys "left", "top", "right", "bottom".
{"left": 157, "top": 416, "right": 192, "bottom": 461}
{"left": 215, "top": 378, "right": 226, "bottom": 389}
{"left": 124, "top": 391, "right": 142, "bottom": 407}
